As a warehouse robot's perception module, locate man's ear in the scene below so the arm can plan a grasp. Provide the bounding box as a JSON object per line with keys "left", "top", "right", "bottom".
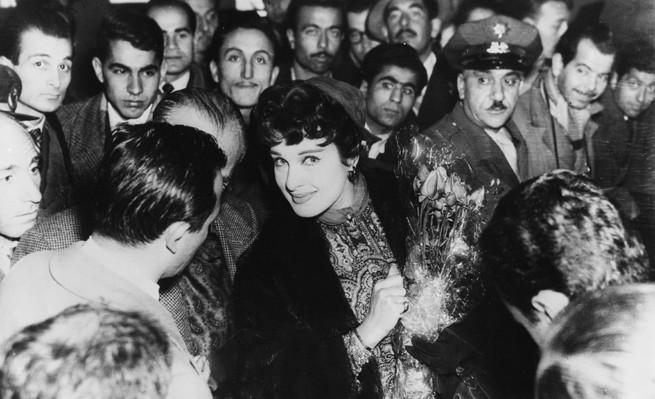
{"left": 0, "top": 56, "right": 14, "bottom": 68}
{"left": 551, "top": 53, "right": 564, "bottom": 78}
{"left": 286, "top": 28, "right": 295, "bottom": 50}
{"left": 610, "top": 72, "right": 618, "bottom": 90}
{"left": 531, "top": 290, "right": 570, "bottom": 322}
{"left": 430, "top": 17, "right": 442, "bottom": 39}
{"left": 164, "top": 221, "right": 191, "bottom": 254}
{"left": 270, "top": 65, "right": 280, "bottom": 85}
{"left": 456, "top": 73, "right": 466, "bottom": 100}
{"left": 360, "top": 79, "right": 369, "bottom": 95}
{"left": 210, "top": 59, "right": 220, "bottom": 83}
{"left": 91, "top": 57, "right": 104, "bottom": 84}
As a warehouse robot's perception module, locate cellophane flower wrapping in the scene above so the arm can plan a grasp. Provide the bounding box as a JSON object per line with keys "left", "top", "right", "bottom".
{"left": 391, "top": 129, "right": 487, "bottom": 399}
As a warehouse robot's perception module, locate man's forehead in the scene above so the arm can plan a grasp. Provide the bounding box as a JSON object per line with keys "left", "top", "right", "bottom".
{"left": 570, "top": 39, "right": 614, "bottom": 70}
{"left": 464, "top": 68, "right": 520, "bottom": 77}
{"left": 18, "top": 29, "right": 72, "bottom": 60}
{"left": 298, "top": 6, "right": 343, "bottom": 24}
{"left": 184, "top": 0, "right": 215, "bottom": 13}
{"left": 373, "top": 65, "right": 419, "bottom": 84}
{"left": 106, "top": 40, "right": 160, "bottom": 66}
{"left": 0, "top": 118, "right": 36, "bottom": 160}
{"left": 621, "top": 68, "right": 655, "bottom": 83}
{"left": 387, "top": 0, "right": 427, "bottom": 12}
{"left": 149, "top": 6, "right": 193, "bottom": 29}
{"left": 223, "top": 28, "right": 275, "bottom": 54}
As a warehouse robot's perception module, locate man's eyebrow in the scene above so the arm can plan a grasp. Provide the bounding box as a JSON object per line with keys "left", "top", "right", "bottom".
{"left": 174, "top": 27, "right": 192, "bottom": 34}
{"left": 377, "top": 75, "right": 400, "bottom": 84}
{"left": 139, "top": 64, "right": 159, "bottom": 72}
{"left": 0, "top": 165, "right": 17, "bottom": 172}
{"left": 107, "top": 62, "right": 132, "bottom": 71}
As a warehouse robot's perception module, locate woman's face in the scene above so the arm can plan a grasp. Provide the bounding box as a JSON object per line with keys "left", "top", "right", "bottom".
{"left": 270, "top": 138, "right": 356, "bottom": 218}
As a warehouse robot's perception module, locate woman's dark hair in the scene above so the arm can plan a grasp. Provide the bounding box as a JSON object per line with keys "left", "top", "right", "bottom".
{"left": 93, "top": 122, "right": 225, "bottom": 246}
{"left": 253, "top": 81, "right": 364, "bottom": 161}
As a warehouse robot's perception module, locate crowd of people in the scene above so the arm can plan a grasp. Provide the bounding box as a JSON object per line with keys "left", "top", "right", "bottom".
{"left": 0, "top": 0, "right": 653, "bottom": 398}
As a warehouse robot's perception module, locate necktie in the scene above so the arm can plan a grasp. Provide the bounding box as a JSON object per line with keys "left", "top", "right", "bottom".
{"left": 29, "top": 127, "right": 42, "bottom": 151}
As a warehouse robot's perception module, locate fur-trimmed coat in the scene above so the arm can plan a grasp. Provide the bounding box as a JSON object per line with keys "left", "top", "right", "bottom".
{"left": 228, "top": 167, "right": 407, "bottom": 399}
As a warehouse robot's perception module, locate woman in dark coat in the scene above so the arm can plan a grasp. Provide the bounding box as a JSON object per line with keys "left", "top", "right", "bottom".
{"left": 229, "top": 80, "right": 408, "bottom": 399}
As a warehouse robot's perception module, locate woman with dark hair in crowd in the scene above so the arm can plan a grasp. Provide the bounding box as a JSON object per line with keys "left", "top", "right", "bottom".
{"left": 228, "top": 79, "right": 408, "bottom": 398}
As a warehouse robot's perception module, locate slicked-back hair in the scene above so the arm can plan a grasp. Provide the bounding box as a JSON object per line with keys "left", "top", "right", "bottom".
{"left": 0, "top": 304, "right": 172, "bottom": 399}
{"left": 480, "top": 171, "right": 648, "bottom": 321}
{"left": 286, "top": 0, "right": 345, "bottom": 32}
{"left": 253, "top": 81, "right": 364, "bottom": 161}
{"left": 146, "top": 0, "right": 197, "bottom": 34}
{"left": 615, "top": 39, "right": 655, "bottom": 78}
{"left": 361, "top": 43, "right": 428, "bottom": 92}
{"left": 555, "top": 21, "right": 616, "bottom": 66}
{"left": 346, "top": 0, "right": 378, "bottom": 14}
{"left": 537, "top": 285, "right": 655, "bottom": 399}
{"left": 0, "top": 6, "right": 73, "bottom": 64}
{"left": 92, "top": 122, "right": 225, "bottom": 246}
{"left": 96, "top": 11, "right": 164, "bottom": 64}
{"left": 509, "top": 0, "right": 572, "bottom": 21}
{"left": 209, "top": 12, "right": 280, "bottom": 66}
{"left": 383, "top": 0, "right": 439, "bottom": 22}
{"left": 153, "top": 87, "right": 247, "bottom": 162}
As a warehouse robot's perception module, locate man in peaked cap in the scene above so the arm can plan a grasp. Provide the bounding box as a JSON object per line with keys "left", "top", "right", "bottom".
{"left": 422, "top": 15, "right": 542, "bottom": 218}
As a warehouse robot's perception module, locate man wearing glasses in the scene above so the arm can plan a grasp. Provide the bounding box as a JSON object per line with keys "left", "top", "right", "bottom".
{"left": 333, "top": 0, "right": 380, "bottom": 86}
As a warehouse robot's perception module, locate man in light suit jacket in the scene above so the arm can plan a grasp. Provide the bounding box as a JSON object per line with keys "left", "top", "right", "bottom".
{"left": 57, "top": 11, "right": 166, "bottom": 195}
{"left": 0, "top": 122, "right": 225, "bottom": 398}
{"left": 14, "top": 88, "right": 259, "bottom": 388}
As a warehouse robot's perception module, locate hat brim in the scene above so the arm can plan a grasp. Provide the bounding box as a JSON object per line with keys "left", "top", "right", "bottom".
{"left": 366, "top": 0, "right": 390, "bottom": 43}
{"left": 461, "top": 55, "right": 530, "bottom": 72}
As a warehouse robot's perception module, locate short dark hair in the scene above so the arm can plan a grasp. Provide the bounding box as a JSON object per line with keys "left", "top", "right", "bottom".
{"left": 93, "top": 122, "right": 225, "bottom": 245}
{"left": 615, "top": 39, "right": 655, "bottom": 79}
{"left": 510, "top": 0, "right": 573, "bottom": 21}
{"left": 0, "top": 6, "right": 73, "bottom": 64}
{"left": 96, "top": 11, "right": 164, "bottom": 64}
{"left": 209, "top": 12, "right": 280, "bottom": 66}
{"left": 480, "top": 171, "right": 648, "bottom": 321}
{"left": 383, "top": 0, "right": 439, "bottom": 22}
{"left": 253, "top": 81, "right": 364, "bottom": 161}
{"left": 361, "top": 43, "right": 428, "bottom": 92}
{"left": 153, "top": 87, "right": 247, "bottom": 163}
{"left": 451, "top": 0, "right": 503, "bottom": 27}
{"left": 346, "top": 0, "right": 377, "bottom": 14}
{"left": 146, "top": 0, "right": 197, "bottom": 34}
{"left": 555, "top": 21, "right": 616, "bottom": 66}
{"left": 0, "top": 304, "right": 172, "bottom": 399}
{"left": 286, "top": 0, "right": 344, "bottom": 32}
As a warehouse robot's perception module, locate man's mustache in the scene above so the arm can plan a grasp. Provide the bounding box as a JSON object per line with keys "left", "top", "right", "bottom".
{"left": 395, "top": 28, "right": 417, "bottom": 40}
{"left": 488, "top": 100, "right": 508, "bottom": 111}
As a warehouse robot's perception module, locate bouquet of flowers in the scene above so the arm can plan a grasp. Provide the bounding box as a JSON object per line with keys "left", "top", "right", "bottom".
{"left": 392, "top": 133, "right": 487, "bottom": 399}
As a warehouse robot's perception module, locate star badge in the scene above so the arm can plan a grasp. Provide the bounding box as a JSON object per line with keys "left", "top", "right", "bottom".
{"left": 492, "top": 22, "right": 509, "bottom": 39}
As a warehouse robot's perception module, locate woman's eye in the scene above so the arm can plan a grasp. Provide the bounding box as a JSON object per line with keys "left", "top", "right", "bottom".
{"left": 272, "top": 158, "right": 286, "bottom": 167}
{"left": 303, "top": 156, "right": 319, "bottom": 165}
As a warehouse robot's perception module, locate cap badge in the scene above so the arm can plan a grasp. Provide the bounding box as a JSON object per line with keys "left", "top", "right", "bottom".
{"left": 487, "top": 42, "right": 509, "bottom": 54}
{"left": 492, "top": 22, "right": 509, "bottom": 39}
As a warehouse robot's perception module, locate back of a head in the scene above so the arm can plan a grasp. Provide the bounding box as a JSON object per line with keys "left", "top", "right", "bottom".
{"left": 96, "top": 10, "right": 164, "bottom": 64}
{"left": 0, "top": 304, "right": 172, "bottom": 399}
{"left": 480, "top": 170, "right": 648, "bottom": 320}
{"left": 360, "top": 43, "right": 428, "bottom": 91}
{"left": 0, "top": 6, "right": 72, "bottom": 64}
{"left": 537, "top": 284, "right": 655, "bottom": 399}
{"left": 92, "top": 122, "right": 226, "bottom": 246}
{"left": 554, "top": 21, "right": 616, "bottom": 65}
{"left": 153, "top": 87, "right": 247, "bottom": 165}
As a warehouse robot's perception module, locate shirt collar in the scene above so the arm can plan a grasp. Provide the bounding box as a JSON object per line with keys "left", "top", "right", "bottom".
{"left": 83, "top": 237, "right": 160, "bottom": 300}
{"left": 422, "top": 51, "right": 437, "bottom": 82}
{"left": 161, "top": 70, "right": 191, "bottom": 93}
{"left": 106, "top": 95, "right": 153, "bottom": 131}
